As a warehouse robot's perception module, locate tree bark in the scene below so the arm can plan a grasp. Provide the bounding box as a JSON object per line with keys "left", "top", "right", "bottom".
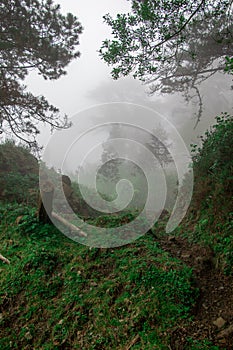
{"left": 38, "top": 180, "right": 54, "bottom": 224}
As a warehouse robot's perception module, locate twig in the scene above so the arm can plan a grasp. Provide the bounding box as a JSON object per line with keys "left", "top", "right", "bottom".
{"left": 124, "top": 334, "right": 140, "bottom": 350}
{"left": 0, "top": 253, "right": 10, "bottom": 264}
{"left": 192, "top": 85, "right": 203, "bottom": 128}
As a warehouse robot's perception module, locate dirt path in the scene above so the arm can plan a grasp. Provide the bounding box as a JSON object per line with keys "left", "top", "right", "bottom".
{"left": 158, "top": 236, "right": 233, "bottom": 349}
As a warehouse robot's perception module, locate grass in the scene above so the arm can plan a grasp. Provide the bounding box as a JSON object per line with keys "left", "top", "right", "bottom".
{"left": 0, "top": 203, "right": 199, "bottom": 349}
{"left": 1, "top": 115, "right": 232, "bottom": 349}
{"left": 177, "top": 209, "right": 233, "bottom": 275}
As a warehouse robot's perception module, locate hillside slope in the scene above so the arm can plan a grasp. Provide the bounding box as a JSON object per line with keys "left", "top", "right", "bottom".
{"left": 0, "top": 115, "right": 233, "bottom": 349}
{"left": 0, "top": 141, "right": 38, "bottom": 204}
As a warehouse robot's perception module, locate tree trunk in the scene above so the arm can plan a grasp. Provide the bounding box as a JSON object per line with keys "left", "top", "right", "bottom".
{"left": 38, "top": 180, "right": 54, "bottom": 224}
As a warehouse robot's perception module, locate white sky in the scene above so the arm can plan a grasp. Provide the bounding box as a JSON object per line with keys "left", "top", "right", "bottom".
{"left": 26, "top": 0, "right": 131, "bottom": 116}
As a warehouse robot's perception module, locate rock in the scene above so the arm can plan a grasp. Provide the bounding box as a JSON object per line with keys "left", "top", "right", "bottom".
{"left": 213, "top": 317, "right": 226, "bottom": 328}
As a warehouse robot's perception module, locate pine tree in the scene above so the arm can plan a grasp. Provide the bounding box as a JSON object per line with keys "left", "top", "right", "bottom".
{"left": 0, "top": 0, "right": 83, "bottom": 149}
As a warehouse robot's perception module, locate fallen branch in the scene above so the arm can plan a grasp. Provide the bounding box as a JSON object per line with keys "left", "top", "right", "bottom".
{"left": 51, "top": 212, "right": 87, "bottom": 238}
{"left": 0, "top": 253, "right": 10, "bottom": 264}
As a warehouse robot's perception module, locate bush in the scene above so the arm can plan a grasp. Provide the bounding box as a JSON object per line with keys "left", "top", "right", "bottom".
{"left": 191, "top": 113, "right": 233, "bottom": 187}
{"left": 0, "top": 140, "right": 39, "bottom": 204}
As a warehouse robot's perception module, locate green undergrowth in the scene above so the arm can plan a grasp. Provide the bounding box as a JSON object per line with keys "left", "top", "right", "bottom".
{"left": 0, "top": 114, "right": 232, "bottom": 348}
{"left": 178, "top": 210, "right": 233, "bottom": 275}
{"left": 165, "top": 114, "right": 233, "bottom": 275}
{"left": 182, "top": 114, "right": 233, "bottom": 275}
{"left": 0, "top": 203, "right": 199, "bottom": 350}
{"left": 0, "top": 141, "right": 38, "bottom": 205}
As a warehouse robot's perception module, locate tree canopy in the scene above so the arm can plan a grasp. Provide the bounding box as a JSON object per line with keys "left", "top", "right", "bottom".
{"left": 100, "top": 0, "right": 232, "bottom": 120}
{"left": 0, "top": 0, "right": 83, "bottom": 149}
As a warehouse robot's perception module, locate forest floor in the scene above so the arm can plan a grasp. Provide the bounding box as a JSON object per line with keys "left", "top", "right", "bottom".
{"left": 158, "top": 235, "right": 233, "bottom": 349}
{"left": 1, "top": 203, "right": 233, "bottom": 349}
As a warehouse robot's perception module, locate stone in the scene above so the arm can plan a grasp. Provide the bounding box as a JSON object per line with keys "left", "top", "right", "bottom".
{"left": 213, "top": 317, "right": 226, "bottom": 328}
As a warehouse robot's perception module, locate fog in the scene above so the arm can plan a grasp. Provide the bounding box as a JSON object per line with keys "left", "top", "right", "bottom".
{"left": 25, "top": 1, "right": 232, "bottom": 204}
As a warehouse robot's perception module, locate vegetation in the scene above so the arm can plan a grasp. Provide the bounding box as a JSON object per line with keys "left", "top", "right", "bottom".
{"left": 181, "top": 114, "right": 233, "bottom": 274}
{"left": 0, "top": 140, "right": 38, "bottom": 204}
{"left": 0, "top": 0, "right": 232, "bottom": 348}
{"left": 100, "top": 0, "right": 232, "bottom": 121}
{"left": 0, "top": 114, "right": 233, "bottom": 348}
{"left": 0, "top": 0, "right": 83, "bottom": 149}
{"left": 100, "top": 0, "right": 231, "bottom": 83}
{"left": 0, "top": 203, "right": 198, "bottom": 349}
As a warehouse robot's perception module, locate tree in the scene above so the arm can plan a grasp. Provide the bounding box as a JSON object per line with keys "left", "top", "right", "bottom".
{"left": 99, "top": 124, "right": 122, "bottom": 182}
{"left": 0, "top": 0, "right": 83, "bottom": 150}
{"left": 100, "top": 122, "right": 172, "bottom": 177}
{"left": 100, "top": 0, "right": 232, "bottom": 122}
{"left": 146, "top": 126, "right": 172, "bottom": 167}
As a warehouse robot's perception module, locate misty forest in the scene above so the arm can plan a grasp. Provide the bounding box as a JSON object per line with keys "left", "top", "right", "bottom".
{"left": 0, "top": 1, "right": 233, "bottom": 349}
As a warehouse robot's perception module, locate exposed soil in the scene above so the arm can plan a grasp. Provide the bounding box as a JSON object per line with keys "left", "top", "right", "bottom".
{"left": 158, "top": 236, "right": 233, "bottom": 350}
